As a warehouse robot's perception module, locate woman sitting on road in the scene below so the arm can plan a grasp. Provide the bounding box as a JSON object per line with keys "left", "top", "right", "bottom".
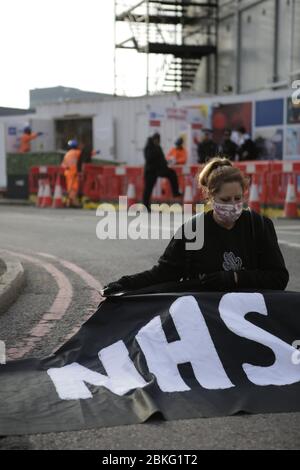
{"left": 101, "top": 157, "right": 289, "bottom": 296}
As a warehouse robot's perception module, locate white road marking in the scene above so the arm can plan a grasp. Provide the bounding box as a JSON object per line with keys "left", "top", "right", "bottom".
{"left": 278, "top": 240, "right": 300, "bottom": 249}
{"left": 276, "top": 227, "right": 300, "bottom": 231}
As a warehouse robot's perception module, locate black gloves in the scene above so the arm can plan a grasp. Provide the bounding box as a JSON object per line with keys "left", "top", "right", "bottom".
{"left": 101, "top": 282, "right": 124, "bottom": 297}
{"left": 102, "top": 271, "right": 236, "bottom": 296}
{"left": 199, "top": 271, "right": 236, "bottom": 291}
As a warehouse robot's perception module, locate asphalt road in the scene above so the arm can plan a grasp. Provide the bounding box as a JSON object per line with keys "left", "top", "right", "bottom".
{"left": 0, "top": 206, "right": 300, "bottom": 450}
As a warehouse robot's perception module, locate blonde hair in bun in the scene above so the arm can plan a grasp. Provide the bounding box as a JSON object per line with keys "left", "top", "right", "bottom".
{"left": 198, "top": 156, "right": 249, "bottom": 199}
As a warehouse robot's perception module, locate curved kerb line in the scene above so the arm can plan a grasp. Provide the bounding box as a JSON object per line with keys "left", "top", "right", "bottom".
{"left": 5, "top": 251, "right": 73, "bottom": 360}
{"left": 37, "top": 252, "right": 104, "bottom": 350}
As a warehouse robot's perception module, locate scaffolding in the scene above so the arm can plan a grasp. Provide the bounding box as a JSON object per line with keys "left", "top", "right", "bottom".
{"left": 114, "top": 0, "right": 219, "bottom": 95}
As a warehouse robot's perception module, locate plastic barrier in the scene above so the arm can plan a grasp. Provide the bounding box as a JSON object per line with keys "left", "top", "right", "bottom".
{"left": 152, "top": 166, "right": 185, "bottom": 203}
{"left": 81, "top": 164, "right": 104, "bottom": 201}
{"left": 189, "top": 164, "right": 205, "bottom": 203}
{"left": 82, "top": 165, "right": 144, "bottom": 202}
{"left": 29, "top": 161, "right": 300, "bottom": 214}
{"left": 234, "top": 161, "right": 270, "bottom": 205}
{"left": 125, "top": 167, "right": 144, "bottom": 201}
{"left": 267, "top": 161, "right": 300, "bottom": 207}
{"left": 102, "top": 166, "right": 122, "bottom": 201}
{"left": 150, "top": 165, "right": 206, "bottom": 204}
{"left": 29, "top": 166, "right": 66, "bottom": 195}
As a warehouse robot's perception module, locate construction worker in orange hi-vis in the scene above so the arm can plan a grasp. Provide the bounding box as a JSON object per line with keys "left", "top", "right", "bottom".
{"left": 61, "top": 139, "right": 81, "bottom": 207}
{"left": 166, "top": 137, "right": 187, "bottom": 165}
{"left": 18, "top": 126, "right": 43, "bottom": 153}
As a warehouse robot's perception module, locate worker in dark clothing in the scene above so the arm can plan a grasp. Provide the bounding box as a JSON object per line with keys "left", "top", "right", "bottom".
{"left": 77, "top": 144, "right": 100, "bottom": 173}
{"left": 237, "top": 126, "right": 258, "bottom": 161}
{"left": 102, "top": 157, "right": 289, "bottom": 296}
{"left": 142, "top": 133, "right": 182, "bottom": 211}
{"left": 219, "top": 129, "right": 238, "bottom": 161}
{"left": 197, "top": 129, "right": 218, "bottom": 164}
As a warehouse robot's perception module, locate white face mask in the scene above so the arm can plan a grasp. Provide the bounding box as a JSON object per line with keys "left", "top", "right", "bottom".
{"left": 212, "top": 201, "right": 244, "bottom": 224}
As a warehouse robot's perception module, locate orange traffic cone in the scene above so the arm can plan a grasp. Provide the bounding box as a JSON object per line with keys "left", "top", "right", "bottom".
{"left": 284, "top": 175, "right": 298, "bottom": 218}
{"left": 36, "top": 179, "right": 45, "bottom": 207}
{"left": 127, "top": 182, "right": 136, "bottom": 207}
{"left": 52, "top": 174, "right": 64, "bottom": 208}
{"left": 248, "top": 174, "right": 261, "bottom": 214}
{"left": 41, "top": 178, "right": 52, "bottom": 208}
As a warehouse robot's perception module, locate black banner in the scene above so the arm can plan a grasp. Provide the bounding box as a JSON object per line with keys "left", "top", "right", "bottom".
{"left": 1, "top": 288, "right": 300, "bottom": 436}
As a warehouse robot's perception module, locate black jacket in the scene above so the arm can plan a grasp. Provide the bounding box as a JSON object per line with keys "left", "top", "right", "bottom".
{"left": 219, "top": 139, "right": 238, "bottom": 161}
{"left": 77, "top": 145, "right": 93, "bottom": 173}
{"left": 144, "top": 140, "right": 168, "bottom": 172}
{"left": 115, "top": 210, "right": 289, "bottom": 292}
{"left": 238, "top": 138, "right": 258, "bottom": 161}
{"left": 197, "top": 140, "right": 218, "bottom": 163}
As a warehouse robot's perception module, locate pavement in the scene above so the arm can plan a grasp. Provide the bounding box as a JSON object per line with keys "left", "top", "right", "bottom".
{"left": 0, "top": 258, "right": 5, "bottom": 276}
{"left": 0, "top": 205, "right": 299, "bottom": 450}
{"left": 0, "top": 198, "right": 32, "bottom": 206}
{"left": 0, "top": 250, "right": 25, "bottom": 314}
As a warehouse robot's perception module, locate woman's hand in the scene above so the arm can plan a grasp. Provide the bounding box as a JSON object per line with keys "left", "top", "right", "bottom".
{"left": 199, "top": 271, "right": 236, "bottom": 291}
{"left": 101, "top": 282, "right": 124, "bottom": 297}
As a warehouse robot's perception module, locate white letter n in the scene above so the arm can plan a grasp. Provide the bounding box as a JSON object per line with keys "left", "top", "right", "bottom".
{"left": 47, "top": 340, "right": 147, "bottom": 400}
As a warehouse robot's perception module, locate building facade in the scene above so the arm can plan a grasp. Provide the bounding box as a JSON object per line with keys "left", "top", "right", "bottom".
{"left": 199, "top": 0, "right": 300, "bottom": 95}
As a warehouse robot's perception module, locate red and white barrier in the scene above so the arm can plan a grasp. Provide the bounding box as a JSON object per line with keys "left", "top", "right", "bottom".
{"left": 28, "top": 161, "right": 300, "bottom": 216}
